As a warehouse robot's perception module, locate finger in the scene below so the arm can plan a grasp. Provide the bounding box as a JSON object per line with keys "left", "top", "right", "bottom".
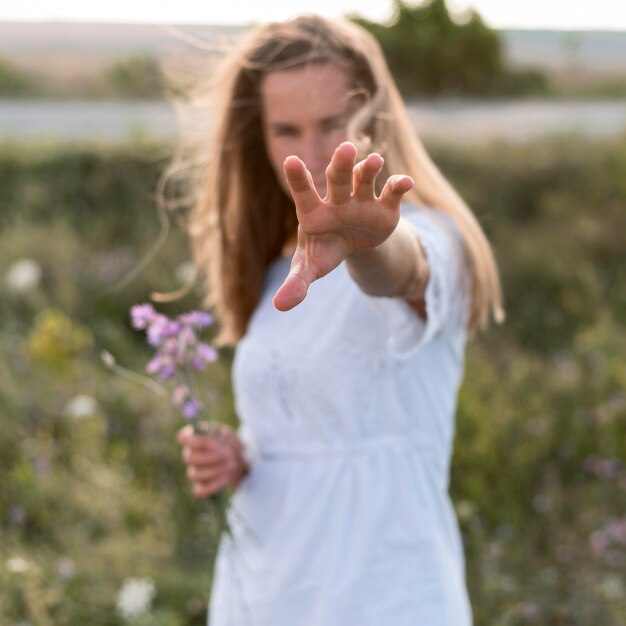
{"left": 326, "top": 142, "right": 357, "bottom": 204}
{"left": 379, "top": 175, "right": 414, "bottom": 211}
{"left": 284, "top": 156, "right": 322, "bottom": 213}
{"left": 193, "top": 474, "right": 229, "bottom": 498}
{"left": 188, "top": 451, "right": 228, "bottom": 470}
{"left": 176, "top": 424, "right": 194, "bottom": 445}
{"left": 213, "top": 423, "right": 235, "bottom": 445}
{"left": 354, "top": 153, "right": 384, "bottom": 201}
{"left": 185, "top": 434, "right": 221, "bottom": 452}
{"left": 188, "top": 462, "right": 230, "bottom": 483}
{"left": 182, "top": 446, "right": 226, "bottom": 466}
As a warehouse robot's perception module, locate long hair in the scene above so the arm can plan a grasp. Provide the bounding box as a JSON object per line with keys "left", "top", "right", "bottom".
{"left": 166, "top": 15, "right": 505, "bottom": 344}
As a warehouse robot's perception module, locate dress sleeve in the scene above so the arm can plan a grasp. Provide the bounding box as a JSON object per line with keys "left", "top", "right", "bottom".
{"left": 365, "top": 205, "right": 469, "bottom": 359}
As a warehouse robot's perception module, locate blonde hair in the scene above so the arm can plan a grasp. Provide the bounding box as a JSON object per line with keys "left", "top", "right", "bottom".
{"left": 166, "top": 14, "right": 505, "bottom": 344}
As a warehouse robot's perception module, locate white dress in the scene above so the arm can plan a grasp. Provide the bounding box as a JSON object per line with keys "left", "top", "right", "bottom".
{"left": 208, "top": 204, "right": 473, "bottom": 626}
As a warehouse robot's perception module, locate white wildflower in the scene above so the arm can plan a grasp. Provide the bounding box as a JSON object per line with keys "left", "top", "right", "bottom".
{"left": 63, "top": 394, "right": 99, "bottom": 420}
{"left": 599, "top": 574, "right": 624, "bottom": 600}
{"left": 6, "top": 556, "right": 31, "bottom": 574}
{"left": 116, "top": 577, "right": 156, "bottom": 620}
{"left": 4, "top": 259, "right": 42, "bottom": 293}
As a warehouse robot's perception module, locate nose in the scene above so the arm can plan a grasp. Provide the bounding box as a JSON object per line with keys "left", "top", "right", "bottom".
{"left": 299, "top": 131, "right": 326, "bottom": 175}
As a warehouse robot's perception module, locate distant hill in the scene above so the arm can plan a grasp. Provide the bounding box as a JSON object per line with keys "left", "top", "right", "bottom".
{"left": 0, "top": 22, "right": 245, "bottom": 78}
{"left": 0, "top": 21, "right": 624, "bottom": 81}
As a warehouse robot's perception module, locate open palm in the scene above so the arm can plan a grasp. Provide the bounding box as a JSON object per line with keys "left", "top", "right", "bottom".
{"left": 273, "top": 141, "right": 414, "bottom": 311}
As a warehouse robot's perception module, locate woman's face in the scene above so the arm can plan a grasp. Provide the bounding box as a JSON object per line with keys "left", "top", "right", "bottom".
{"left": 261, "top": 62, "right": 356, "bottom": 199}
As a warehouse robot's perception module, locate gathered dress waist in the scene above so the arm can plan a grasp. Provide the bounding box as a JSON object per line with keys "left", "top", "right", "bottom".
{"left": 258, "top": 430, "right": 439, "bottom": 461}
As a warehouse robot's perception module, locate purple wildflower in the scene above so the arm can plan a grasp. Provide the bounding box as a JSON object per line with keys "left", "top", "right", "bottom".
{"left": 146, "top": 314, "right": 170, "bottom": 346}
{"left": 183, "top": 397, "right": 202, "bottom": 420}
{"left": 146, "top": 355, "right": 167, "bottom": 374}
{"left": 126, "top": 303, "right": 227, "bottom": 532}
{"left": 161, "top": 337, "right": 181, "bottom": 361}
{"left": 191, "top": 342, "right": 219, "bottom": 370}
{"left": 161, "top": 320, "right": 182, "bottom": 339}
{"left": 178, "top": 311, "right": 213, "bottom": 329}
{"left": 172, "top": 384, "right": 190, "bottom": 406}
{"left": 130, "top": 303, "right": 219, "bottom": 424}
{"left": 176, "top": 326, "right": 198, "bottom": 357}
{"left": 159, "top": 362, "right": 176, "bottom": 380}
{"left": 130, "top": 303, "right": 157, "bottom": 330}
{"left": 146, "top": 355, "right": 175, "bottom": 380}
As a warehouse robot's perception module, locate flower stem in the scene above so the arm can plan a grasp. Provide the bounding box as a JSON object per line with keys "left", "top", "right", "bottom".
{"left": 191, "top": 417, "right": 233, "bottom": 540}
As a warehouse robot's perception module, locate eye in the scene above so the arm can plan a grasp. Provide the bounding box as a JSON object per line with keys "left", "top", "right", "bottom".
{"left": 322, "top": 120, "right": 345, "bottom": 133}
{"left": 272, "top": 126, "right": 298, "bottom": 137}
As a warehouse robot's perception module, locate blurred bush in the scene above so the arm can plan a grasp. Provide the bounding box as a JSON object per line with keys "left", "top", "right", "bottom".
{"left": 0, "top": 53, "right": 170, "bottom": 100}
{"left": 104, "top": 54, "right": 169, "bottom": 99}
{"left": 0, "top": 136, "right": 624, "bottom": 624}
{"left": 0, "top": 56, "right": 37, "bottom": 97}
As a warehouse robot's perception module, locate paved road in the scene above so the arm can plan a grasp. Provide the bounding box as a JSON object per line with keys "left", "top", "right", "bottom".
{"left": 1, "top": 98, "right": 625, "bottom": 144}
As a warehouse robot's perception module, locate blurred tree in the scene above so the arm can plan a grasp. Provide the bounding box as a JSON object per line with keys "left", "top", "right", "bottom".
{"left": 0, "top": 56, "right": 34, "bottom": 96}
{"left": 105, "top": 53, "right": 167, "bottom": 99}
{"left": 351, "top": 0, "right": 548, "bottom": 97}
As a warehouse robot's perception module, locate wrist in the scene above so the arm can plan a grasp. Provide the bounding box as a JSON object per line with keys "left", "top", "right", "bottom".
{"left": 346, "top": 219, "right": 427, "bottom": 298}
{"left": 224, "top": 431, "right": 251, "bottom": 489}
{"left": 229, "top": 460, "right": 250, "bottom": 490}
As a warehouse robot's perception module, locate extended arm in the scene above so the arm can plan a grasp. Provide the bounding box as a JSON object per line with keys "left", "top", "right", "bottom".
{"left": 345, "top": 217, "right": 430, "bottom": 320}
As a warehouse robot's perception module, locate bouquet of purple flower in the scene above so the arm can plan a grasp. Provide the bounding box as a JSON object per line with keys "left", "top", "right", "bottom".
{"left": 129, "top": 303, "right": 231, "bottom": 536}
{"left": 130, "top": 304, "right": 217, "bottom": 422}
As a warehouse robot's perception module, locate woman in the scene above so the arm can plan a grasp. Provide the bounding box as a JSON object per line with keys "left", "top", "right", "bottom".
{"left": 176, "top": 14, "right": 504, "bottom": 626}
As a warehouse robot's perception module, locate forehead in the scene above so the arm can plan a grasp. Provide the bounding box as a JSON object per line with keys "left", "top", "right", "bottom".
{"left": 261, "top": 63, "right": 352, "bottom": 122}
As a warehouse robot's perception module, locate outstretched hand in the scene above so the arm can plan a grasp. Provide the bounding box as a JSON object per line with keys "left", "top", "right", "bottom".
{"left": 272, "top": 141, "right": 414, "bottom": 311}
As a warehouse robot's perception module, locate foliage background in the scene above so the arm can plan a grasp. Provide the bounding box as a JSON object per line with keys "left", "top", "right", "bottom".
{"left": 1, "top": 133, "right": 625, "bottom": 625}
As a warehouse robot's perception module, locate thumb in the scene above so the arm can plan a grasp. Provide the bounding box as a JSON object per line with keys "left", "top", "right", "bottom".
{"left": 272, "top": 251, "right": 316, "bottom": 311}
{"left": 176, "top": 424, "right": 194, "bottom": 445}
{"left": 273, "top": 272, "right": 310, "bottom": 311}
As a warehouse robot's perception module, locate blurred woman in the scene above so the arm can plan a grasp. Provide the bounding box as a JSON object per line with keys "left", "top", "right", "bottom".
{"left": 176, "top": 14, "right": 504, "bottom": 626}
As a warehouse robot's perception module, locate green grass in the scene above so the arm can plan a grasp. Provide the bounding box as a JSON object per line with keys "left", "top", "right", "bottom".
{"left": 1, "top": 137, "right": 624, "bottom": 625}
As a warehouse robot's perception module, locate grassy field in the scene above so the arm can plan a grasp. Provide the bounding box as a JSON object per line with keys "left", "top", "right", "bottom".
{"left": 1, "top": 136, "right": 625, "bottom": 625}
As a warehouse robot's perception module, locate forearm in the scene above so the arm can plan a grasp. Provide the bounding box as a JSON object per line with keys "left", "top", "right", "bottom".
{"left": 345, "top": 217, "right": 429, "bottom": 301}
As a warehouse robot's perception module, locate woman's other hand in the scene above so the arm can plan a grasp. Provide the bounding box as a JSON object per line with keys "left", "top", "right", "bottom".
{"left": 273, "top": 141, "right": 413, "bottom": 311}
{"left": 176, "top": 423, "right": 250, "bottom": 499}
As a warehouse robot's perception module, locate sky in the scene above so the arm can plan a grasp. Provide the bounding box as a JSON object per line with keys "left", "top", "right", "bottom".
{"left": 1, "top": 0, "right": 626, "bottom": 30}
